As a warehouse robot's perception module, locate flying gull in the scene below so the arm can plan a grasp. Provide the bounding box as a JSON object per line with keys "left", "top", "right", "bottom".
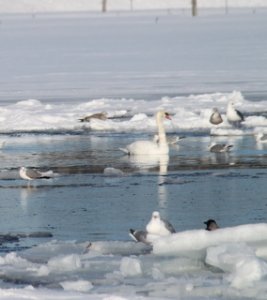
{"left": 209, "top": 143, "right": 233, "bottom": 153}
{"left": 209, "top": 108, "right": 223, "bottom": 125}
{"left": 19, "top": 167, "right": 53, "bottom": 181}
{"left": 204, "top": 219, "right": 220, "bottom": 231}
{"left": 226, "top": 101, "right": 244, "bottom": 126}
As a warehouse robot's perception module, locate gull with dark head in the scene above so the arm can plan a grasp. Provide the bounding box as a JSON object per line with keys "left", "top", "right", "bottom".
{"left": 204, "top": 219, "right": 220, "bottom": 231}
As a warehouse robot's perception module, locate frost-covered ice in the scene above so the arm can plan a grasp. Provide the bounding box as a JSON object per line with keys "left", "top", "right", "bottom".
{"left": 1, "top": 225, "right": 267, "bottom": 299}
{"left": 0, "top": 91, "right": 266, "bottom": 135}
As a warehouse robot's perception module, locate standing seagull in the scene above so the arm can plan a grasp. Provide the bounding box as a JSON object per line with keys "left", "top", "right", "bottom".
{"left": 204, "top": 219, "right": 220, "bottom": 231}
{"left": 209, "top": 108, "right": 223, "bottom": 125}
{"left": 146, "top": 211, "right": 176, "bottom": 236}
{"left": 19, "top": 167, "right": 52, "bottom": 181}
{"left": 226, "top": 101, "right": 244, "bottom": 126}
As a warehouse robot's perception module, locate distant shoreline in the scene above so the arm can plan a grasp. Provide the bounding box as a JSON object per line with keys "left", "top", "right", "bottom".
{"left": 0, "top": 0, "right": 267, "bottom": 14}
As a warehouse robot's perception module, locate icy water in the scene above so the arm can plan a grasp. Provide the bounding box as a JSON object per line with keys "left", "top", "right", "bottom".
{"left": 1, "top": 133, "right": 267, "bottom": 246}
{"left": 0, "top": 9, "right": 267, "bottom": 300}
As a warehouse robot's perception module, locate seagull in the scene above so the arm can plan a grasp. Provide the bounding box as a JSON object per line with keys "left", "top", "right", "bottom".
{"left": 146, "top": 211, "right": 176, "bottom": 236}
{"left": 209, "top": 108, "right": 223, "bottom": 125}
{"left": 19, "top": 167, "right": 52, "bottom": 181}
{"left": 153, "top": 134, "right": 185, "bottom": 145}
{"left": 256, "top": 132, "right": 267, "bottom": 143}
{"left": 209, "top": 143, "right": 233, "bottom": 153}
{"left": 129, "top": 229, "right": 150, "bottom": 244}
{"left": 204, "top": 219, "right": 219, "bottom": 231}
{"left": 79, "top": 112, "right": 108, "bottom": 122}
{"left": 226, "top": 101, "right": 244, "bottom": 126}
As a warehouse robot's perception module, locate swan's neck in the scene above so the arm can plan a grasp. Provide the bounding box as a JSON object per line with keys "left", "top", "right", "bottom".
{"left": 156, "top": 114, "right": 167, "bottom": 145}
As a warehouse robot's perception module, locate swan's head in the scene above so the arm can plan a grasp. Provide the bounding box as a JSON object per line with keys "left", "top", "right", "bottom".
{"left": 157, "top": 110, "right": 171, "bottom": 120}
{"left": 152, "top": 211, "right": 161, "bottom": 220}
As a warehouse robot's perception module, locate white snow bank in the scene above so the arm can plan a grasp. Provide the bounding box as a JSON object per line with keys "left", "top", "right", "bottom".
{"left": 0, "top": 91, "right": 266, "bottom": 135}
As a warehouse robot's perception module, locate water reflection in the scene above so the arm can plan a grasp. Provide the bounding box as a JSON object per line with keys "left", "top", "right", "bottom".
{"left": 20, "top": 186, "right": 37, "bottom": 211}
{"left": 127, "top": 154, "right": 169, "bottom": 171}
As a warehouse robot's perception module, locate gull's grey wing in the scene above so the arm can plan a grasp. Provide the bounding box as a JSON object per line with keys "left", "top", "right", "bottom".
{"left": 235, "top": 109, "right": 244, "bottom": 121}
{"left": 129, "top": 229, "right": 150, "bottom": 244}
{"left": 26, "top": 169, "right": 43, "bottom": 179}
{"left": 26, "top": 168, "right": 51, "bottom": 179}
{"left": 162, "top": 219, "right": 176, "bottom": 233}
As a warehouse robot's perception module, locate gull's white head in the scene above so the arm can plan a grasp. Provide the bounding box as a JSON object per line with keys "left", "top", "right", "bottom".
{"left": 152, "top": 211, "right": 160, "bottom": 220}
{"left": 156, "top": 110, "right": 171, "bottom": 121}
{"left": 19, "top": 167, "right": 26, "bottom": 174}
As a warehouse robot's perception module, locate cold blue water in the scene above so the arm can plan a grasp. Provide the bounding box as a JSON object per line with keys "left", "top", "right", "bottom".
{"left": 0, "top": 132, "right": 267, "bottom": 252}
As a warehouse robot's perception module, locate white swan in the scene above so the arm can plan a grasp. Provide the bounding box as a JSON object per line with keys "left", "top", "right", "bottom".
{"left": 120, "top": 110, "right": 171, "bottom": 155}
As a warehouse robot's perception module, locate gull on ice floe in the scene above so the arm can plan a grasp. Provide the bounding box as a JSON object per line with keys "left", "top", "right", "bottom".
{"left": 209, "top": 108, "right": 223, "bottom": 125}
{"left": 209, "top": 143, "right": 233, "bottom": 153}
{"left": 19, "top": 167, "right": 53, "bottom": 181}
{"left": 120, "top": 110, "right": 171, "bottom": 156}
{"left": 255, "top": 132, "right": 267, "bottom": 143}
{"left": 204, "top": 219, "right": 220, "bottom": 231}
{"left": 79, "top": 112, "right": 108, "bottom": 122}
{"left": 129, "top": 211, "right": 175, "bottom": 245}
{"left": 226, "top": 101, "right": 244, "bottom": 126}
{"left": 146, "top": 211, "right": 176, "bottom": 236}
{"left": 129, "top": 229, "right": 150, "bottom": 245}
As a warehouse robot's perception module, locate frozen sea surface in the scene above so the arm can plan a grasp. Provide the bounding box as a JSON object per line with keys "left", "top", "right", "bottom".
{"left": 0, "top": 9, "right": 267, "bottom": 300}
